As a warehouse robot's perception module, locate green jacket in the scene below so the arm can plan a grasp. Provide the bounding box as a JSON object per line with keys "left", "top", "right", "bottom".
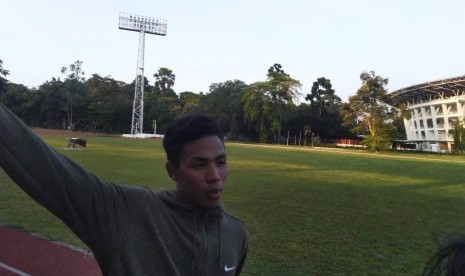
{"left": 0, "top": 104, "right": 248, "bottom": 275}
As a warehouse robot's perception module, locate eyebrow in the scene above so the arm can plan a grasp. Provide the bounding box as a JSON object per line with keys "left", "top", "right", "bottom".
{"left": 189, "top": 153, "right": 227, "bottom": 162}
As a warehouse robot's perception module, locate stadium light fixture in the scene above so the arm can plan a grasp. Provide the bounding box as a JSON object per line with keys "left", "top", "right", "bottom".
{"left": 119, "top": 13, "right": 167, "bottom": 136}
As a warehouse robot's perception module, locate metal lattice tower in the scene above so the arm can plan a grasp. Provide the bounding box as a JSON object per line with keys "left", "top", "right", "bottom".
{"left": 119, "top": 13, "right": 167, "bottom": 135}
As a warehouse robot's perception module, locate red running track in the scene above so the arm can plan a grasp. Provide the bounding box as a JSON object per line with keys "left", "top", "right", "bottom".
{"left": 0, "top": 225, "right": 101, "bottom": 276}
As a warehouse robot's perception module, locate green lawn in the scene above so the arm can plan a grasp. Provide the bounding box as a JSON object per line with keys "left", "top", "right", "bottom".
{"left": 2, "top": 136, "right": 465, "bottom": 275}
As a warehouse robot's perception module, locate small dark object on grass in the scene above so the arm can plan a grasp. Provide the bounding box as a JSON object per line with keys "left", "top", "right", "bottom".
{"left": 66, "top": 138, "right": 87, "bottom": 150}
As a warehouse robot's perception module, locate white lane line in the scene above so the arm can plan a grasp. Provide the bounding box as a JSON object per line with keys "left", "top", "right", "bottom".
{"left": 0, "top": 262, "right": 31, "bottom": 276}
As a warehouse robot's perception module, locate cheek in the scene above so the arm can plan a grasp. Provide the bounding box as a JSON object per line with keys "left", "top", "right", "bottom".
{"left": 221, "top": 168, "right": 228, "bottom": 180}
{"left": 180, "top": 171, "right": 204, "bottom": 185}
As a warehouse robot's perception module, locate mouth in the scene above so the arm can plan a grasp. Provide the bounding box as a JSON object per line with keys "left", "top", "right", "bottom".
{"left": 207, "top": 189, "right": 222, "bottom": 200}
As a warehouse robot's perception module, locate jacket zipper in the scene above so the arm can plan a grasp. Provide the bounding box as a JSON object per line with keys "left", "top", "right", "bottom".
{"left": 199, "top": 213, "right": 209, "bottom": 275}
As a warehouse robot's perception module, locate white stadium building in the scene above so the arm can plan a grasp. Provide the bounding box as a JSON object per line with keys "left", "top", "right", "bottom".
{"left": 390, "top": 76, "right": 465, "bottom": 153}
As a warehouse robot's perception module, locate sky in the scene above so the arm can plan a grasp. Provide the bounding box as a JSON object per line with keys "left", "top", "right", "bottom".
{"left": 2, "top": 0, "right": 465, "bottom": 102}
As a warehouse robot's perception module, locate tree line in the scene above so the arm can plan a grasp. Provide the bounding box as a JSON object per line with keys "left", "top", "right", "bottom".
{"left": 0, "top": 59, "right": 406, "bottom": 150}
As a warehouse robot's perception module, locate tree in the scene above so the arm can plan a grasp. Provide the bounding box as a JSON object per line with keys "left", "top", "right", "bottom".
{"left": 390, "top": 103, "right": 411, "bottom": 140}
{"left": 61, "top": 60, "right": 85, "bottom": 81}
{"left": 306, "top": 77, "right": 341, "bottom": 116}
{"left": 341, "top": 71, "right": 395, "bottom": 151}
{"left": 0, "top": 59, "right": 10, "bottom": 93}
{"left": 204, "top": 80, "right": 247, "bottom": 138}
{"left": 85, "top": 74, "right": 131, "bottom": 132}
{"left": 266, "top": 64, "right": 302, "bottom": 142}
{"left": 303, "top": 125, "right": 311, "bottom": 146}
{"left": 1, "top": 83, "right": 29, "bottom": 119}
{"left": 449, "top": 119, "right": 465, "bottom": 154}
{"left": 154, "top": 67, "right": 175, "bottom": 96}
{"left": 60, "top": 60, "right": 87, "bottom": 129}
{"left": 304, "top": 77, "right": 345, "bottom": 139}
{"left": 144, "top": 84, "right": 181, "bottom": 134}
{"left": 34, "top": 78, "right": 68, "bottom": 128}
{"left": 243, "top": 64, "right": 301, "bottom": 143}
{"left": 243, "top": 82, "right": 269, "bottom": 142}
{"left": 179, "top": 91, "right": 203, "bottom": 115}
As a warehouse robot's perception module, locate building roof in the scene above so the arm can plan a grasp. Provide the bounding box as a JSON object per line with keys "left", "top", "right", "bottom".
{"left": 389, "top": 75, "right": 465, "bottom": 105}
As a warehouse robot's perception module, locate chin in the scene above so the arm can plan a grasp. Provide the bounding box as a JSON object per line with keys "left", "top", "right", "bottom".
{"left": 201, "top": 201, "right": 220, "bottom": 210}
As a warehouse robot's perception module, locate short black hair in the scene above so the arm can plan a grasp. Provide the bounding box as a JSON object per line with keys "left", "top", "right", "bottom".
{"left": 163, "top": 115, "right": 223, "bottom": 166}
{"left": 424, "top": 236, "right": 465, "bottom": 276}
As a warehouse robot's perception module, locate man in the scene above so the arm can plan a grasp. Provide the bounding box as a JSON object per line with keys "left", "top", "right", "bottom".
{"left": 0, "top": 103, "right": 248, "bottom": 275}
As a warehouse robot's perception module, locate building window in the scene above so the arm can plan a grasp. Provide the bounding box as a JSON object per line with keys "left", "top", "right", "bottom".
{"left": 427, "top": 118, "right": 433, "bottom": 128}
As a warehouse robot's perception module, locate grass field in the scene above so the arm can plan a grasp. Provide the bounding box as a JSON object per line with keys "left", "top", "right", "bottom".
{"left": 2, "top": 136, "right": 465, "bottom": 275}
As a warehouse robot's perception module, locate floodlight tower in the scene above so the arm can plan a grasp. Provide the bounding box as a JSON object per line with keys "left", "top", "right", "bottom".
{"left": 119, "top": 12, "right": 167, "bottom": 135}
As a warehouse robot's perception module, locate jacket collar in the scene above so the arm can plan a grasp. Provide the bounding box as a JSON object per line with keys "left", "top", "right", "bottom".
{"left": 157, "top": 189, "right": 224, "bottom": 218}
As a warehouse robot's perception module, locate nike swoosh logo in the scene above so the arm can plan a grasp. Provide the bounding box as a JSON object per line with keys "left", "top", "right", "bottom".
{"left": 224, "top": 265, "right": 236, "bottom": 272}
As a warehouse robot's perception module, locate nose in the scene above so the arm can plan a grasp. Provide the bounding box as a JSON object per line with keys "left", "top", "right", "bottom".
{"left": 206, "top": 164, "right": 221, "bottom": 183}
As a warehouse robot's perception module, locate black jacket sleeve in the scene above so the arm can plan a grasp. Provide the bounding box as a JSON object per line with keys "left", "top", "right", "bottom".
{"left": 0, "top": 103, "right": 144, "bottom": 258}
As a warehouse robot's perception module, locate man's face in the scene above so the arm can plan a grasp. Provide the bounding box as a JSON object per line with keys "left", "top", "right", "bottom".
{"left": 166, "top": 135, "right": 227, "bottom": 209}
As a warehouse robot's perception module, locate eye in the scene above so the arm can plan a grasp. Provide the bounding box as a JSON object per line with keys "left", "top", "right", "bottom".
{"left": 192, "top": 162, "right": 205, "bottom": 169}
{"left": 190, "top": 160, "right": 207, "bottom": 169}
{"left": 217, "top": 158, "right": 227, "bottom": 166}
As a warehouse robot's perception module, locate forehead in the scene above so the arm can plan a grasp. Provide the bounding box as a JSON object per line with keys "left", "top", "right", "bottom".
{"left": 180, "top": 136, "right": 225, "bottom": 160}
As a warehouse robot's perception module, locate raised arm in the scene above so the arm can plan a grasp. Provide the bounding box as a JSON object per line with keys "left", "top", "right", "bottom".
{"left": 0, "top": 103, "right": 143, "bottom": 255}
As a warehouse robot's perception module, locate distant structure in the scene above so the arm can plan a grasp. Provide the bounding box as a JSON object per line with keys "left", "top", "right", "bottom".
{"left": 390, "top": 76, "right": 465, "bottom": 152}
{"left": 119, "top": 12, "right": 167, "bottom": 137}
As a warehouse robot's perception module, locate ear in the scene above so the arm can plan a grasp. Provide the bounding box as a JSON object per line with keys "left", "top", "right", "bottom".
{"left": 166, "top": 161, "right": 179, "bottom": 182}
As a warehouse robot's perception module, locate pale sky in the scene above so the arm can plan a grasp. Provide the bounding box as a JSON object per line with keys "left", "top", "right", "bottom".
{"left": 2, "top": 0, "right": 465, "bottom": 101}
